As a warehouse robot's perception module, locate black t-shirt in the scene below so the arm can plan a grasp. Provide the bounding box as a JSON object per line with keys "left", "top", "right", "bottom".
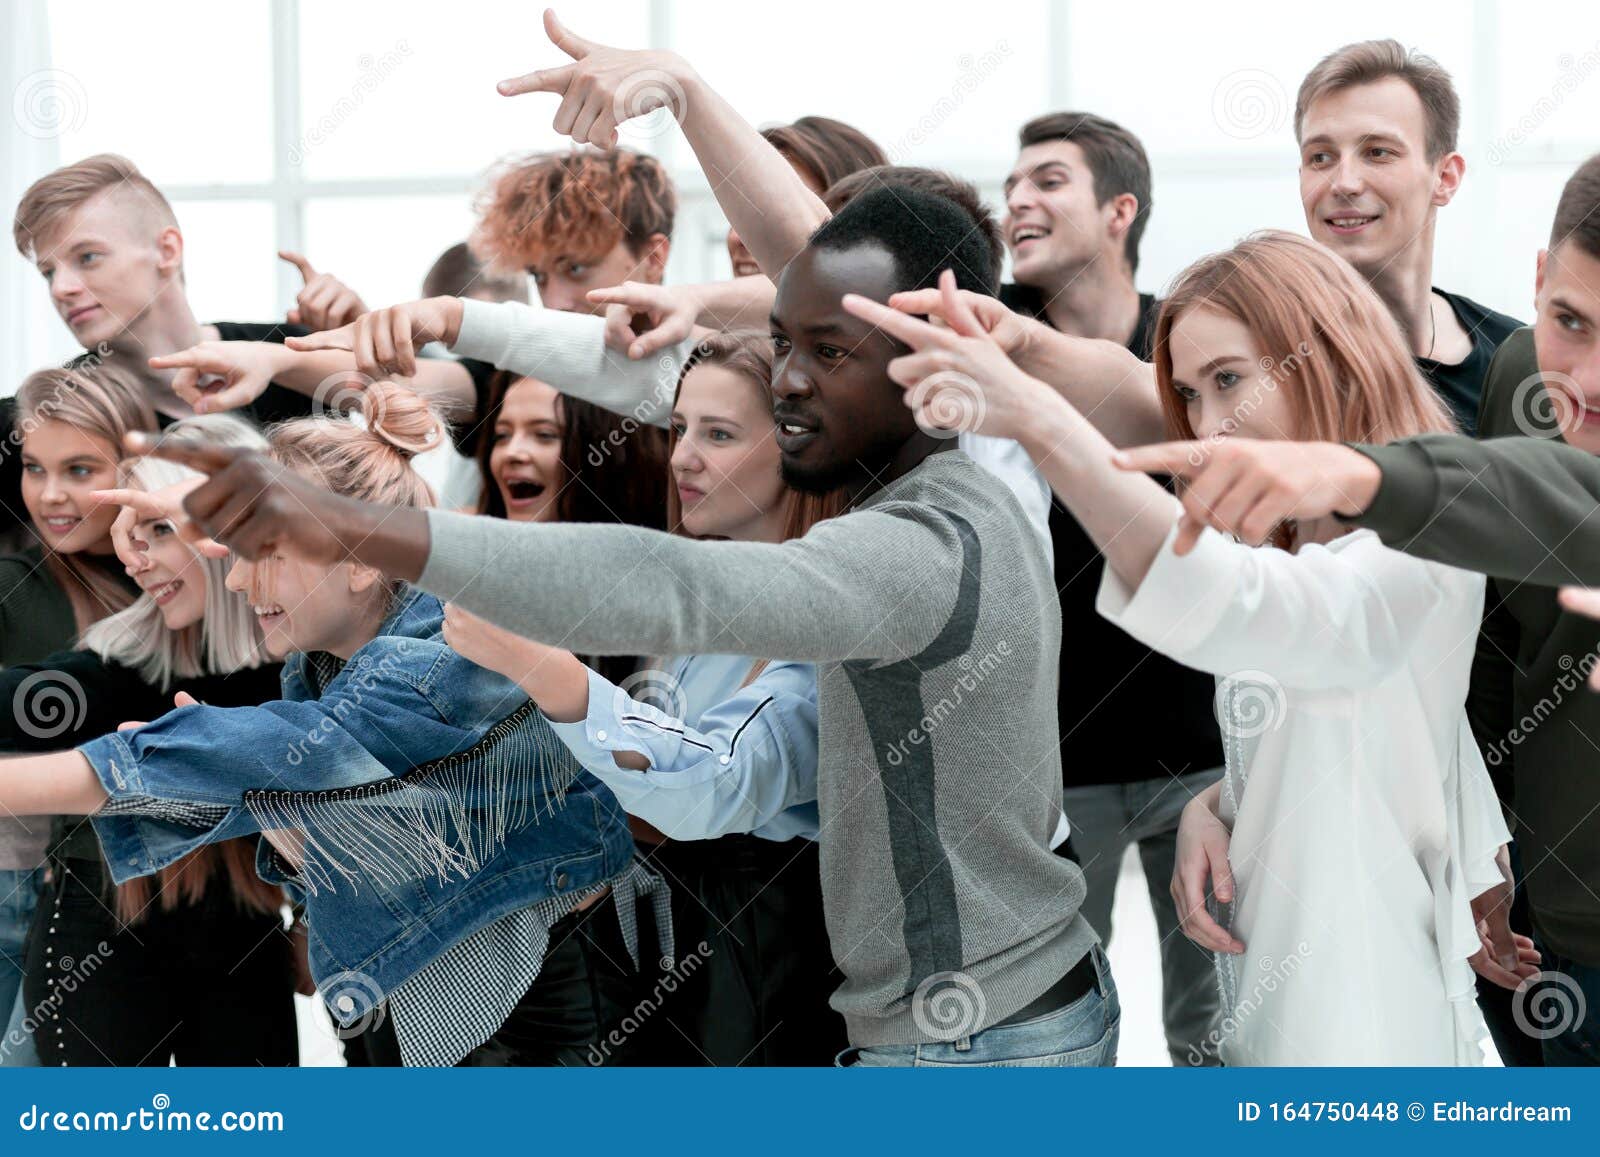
{"left": 1415, "top": 289, "right": 1524, "bottom": 437}
{"left": 0, "top": 647, "right": 284, "bottom": 860}
{"left": 0, "top": 321, "right": 320, "bottom": 546}
{"left": 1003, "top": 285, "right": 1226, "bottom": 787}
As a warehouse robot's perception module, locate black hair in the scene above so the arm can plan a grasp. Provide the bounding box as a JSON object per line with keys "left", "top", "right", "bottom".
{"left": 807, "top": 185, "right": 1000, "bottom": 298}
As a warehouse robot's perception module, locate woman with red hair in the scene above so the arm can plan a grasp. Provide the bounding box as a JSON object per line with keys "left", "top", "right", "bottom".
{"left": 846, "top": 230, "right": 1518, "bottom": 1066}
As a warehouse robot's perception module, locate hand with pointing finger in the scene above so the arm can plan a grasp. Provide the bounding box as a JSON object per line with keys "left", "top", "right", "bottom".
{"left": 90, "top": 476, "right": 219, "bottom": 568}
{"left": 840, "top": 270, "right": 1057, "bottom": 442}
{"left": 149, "top": 341, "right": 293, "bottom": 415}
{"left": 287, "top": 296, "right": 463, "bottom": 381}
{"left": 497, "top": 9, "right": 695, "bottom": 148}
{"left": 120, "top": 431, "right": 431, "bottom": 580}
{"left": 1110, "top": 439, "right": 1382, "bottom": 556}
{"left": 588, "top": 281, "right": 701, "bottom": 360}
{"left": 280, "top": 251, "right": 368, "bottom": 331}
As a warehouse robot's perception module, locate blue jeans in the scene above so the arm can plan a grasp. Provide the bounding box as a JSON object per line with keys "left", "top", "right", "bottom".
{"left": 839, "top": 945, "right": 1120, "bottom": 1067}
{"left": 0, "top": 867, "right": 43, "bottom": 1066}
{"left": 1536, "top": 950, "right": 1599, "bottom": 1067}
{"left": 1062, "top": 769, "right": 1224, "bottom": 1065}
{"left": 0, "top": 868, "right": 42, "bottom": 1019}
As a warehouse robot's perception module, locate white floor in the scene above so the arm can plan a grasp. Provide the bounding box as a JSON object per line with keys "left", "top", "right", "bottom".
{"left": 295, "top": 845, "right": 1502, "bottom": 1067}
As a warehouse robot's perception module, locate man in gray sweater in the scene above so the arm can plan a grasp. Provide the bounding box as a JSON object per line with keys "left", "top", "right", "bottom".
{"left": 140, "top": 187, "right": 1114, "bottom": 1066}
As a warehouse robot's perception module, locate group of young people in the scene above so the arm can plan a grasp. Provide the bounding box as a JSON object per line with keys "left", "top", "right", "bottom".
{"left": 0, "top": 12, "right": 1594, "bottom": 1068}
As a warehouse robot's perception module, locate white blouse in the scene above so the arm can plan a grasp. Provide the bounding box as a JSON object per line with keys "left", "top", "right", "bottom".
{"left": 1097, "top": 521, "right": 1510, "bottom": 1066}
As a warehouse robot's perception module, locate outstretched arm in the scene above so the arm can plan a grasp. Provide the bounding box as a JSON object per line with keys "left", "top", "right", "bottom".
{"left": 291, "top": 296, "right": 687, "bottom": 428}
{"left": 0, "top": 751, "right": 107, "bottom": 816}
{"left": 498, "top": 10, "right": 829, "bottom": 276}
{"left": 1116, "top": 432, "right": 1600, "bottom": 587}
{"left": 128, "top": 436, "right": 965, "bottom": 665}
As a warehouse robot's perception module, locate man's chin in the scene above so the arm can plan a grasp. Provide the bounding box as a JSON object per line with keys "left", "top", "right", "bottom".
{"left": 779, "top": 454, "right": 856, "bottom": 495}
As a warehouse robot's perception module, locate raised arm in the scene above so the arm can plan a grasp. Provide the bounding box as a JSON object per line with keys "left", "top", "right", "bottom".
{"left": 498, "top": 10, "right": 829, "bottom": 276}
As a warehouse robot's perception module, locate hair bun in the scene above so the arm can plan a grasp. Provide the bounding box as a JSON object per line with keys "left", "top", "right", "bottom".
{"left": 359, "top": 381, "right": 446, "bottom": 460}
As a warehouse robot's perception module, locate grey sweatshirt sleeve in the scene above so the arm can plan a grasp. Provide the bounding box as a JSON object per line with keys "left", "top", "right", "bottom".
{"left": 1349, "top": 434, "right": 1600, "bottom": 587}
{"left": 416, "top": 505, "right": 963, "bottom": 663}
{"left": 449, "top": 298, "right": 689, "bottom": 428}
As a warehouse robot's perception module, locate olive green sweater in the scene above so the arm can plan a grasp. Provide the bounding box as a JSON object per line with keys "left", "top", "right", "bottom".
{"left": 1351, "top": 327, "right": 1600, "bottom": 966}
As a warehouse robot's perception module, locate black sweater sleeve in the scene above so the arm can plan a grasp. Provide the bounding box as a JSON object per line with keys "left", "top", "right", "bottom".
{"left": 1351, "top": 433, "right": 1600, "bottom": 588}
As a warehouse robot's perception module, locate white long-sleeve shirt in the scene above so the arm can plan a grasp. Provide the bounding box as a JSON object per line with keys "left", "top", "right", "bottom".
{"left": 447, "top": 298, "right": 1053, "bottom": 548}
{"left": 1098, "top": 520, "right": 1509, "bottom": 1066}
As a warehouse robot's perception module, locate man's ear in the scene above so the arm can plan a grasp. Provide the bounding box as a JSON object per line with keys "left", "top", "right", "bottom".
{"left": 1103, "top": 193, "right": 1140, "bottom": 263}
{"left": 1431, "top": 152, "right": 1466, "bottom": 208}
{"left": 155, "top": 224, "right": 185, "bottom": 282}
{"left": 1535, "top": 247, "right": 1550, "bottom": 302}
{"left": 637, "top": 233, "right": 672, "bottom": 284}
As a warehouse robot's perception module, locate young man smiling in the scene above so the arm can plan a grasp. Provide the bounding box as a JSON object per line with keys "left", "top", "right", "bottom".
{"left": 999, "top": 110, "right": 1225, "bottom": 1066}
{"left": 136, "top": 186, "right": 1118, "bottom": 1068}
{"left": 1296, "top": 40, "right": 1522, "bottom": 434}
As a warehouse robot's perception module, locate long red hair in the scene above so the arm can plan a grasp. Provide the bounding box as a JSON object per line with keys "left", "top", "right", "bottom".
{"left": 1153, "top": 230, "right": 1457, "bottom": 446}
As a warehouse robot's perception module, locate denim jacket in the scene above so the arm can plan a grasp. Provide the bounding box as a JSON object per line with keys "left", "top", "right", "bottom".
{"left": 78, "top": 586, "right": 634, "bottom": 1024}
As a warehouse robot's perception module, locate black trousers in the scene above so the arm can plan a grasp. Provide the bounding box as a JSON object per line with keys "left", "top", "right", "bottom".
{"left": 623, "top": 835, "right": 845, "bottom": 1066}
{"left": 346, "top": 890, "right": 642, "bottom": 1067}
{"left": 22, "top": 857, "right": 297, "bottom": 1067}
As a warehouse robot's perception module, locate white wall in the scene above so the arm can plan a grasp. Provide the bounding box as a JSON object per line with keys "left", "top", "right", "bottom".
{"left": 5, "top": 0, "right": 1598, "bottom": 389}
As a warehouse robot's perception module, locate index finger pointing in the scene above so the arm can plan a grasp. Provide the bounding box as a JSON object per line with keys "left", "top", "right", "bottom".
{"left": 840, "top": 293, "right": 950, "bottom": 350}
{"left": 497, "top": 63, "right": 576, "bottom": 97}
{"left": 88, "top": 487, "right": 169, "bottom": 520}
{"left": 1112, "top": 442, "right": 1212, "bottom": 479}
{"left": 124, "top": 431, "right": 241, "bottom": 474}
{"left": 278, "top": 250, "right": 317, "bottom": 282}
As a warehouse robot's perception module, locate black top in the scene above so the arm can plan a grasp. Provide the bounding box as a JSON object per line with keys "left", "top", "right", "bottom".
{"left": 1005, "top": 286, "right": 1226, "bottom": 787}
{"left": 1414, "top": 289, "right": 1524, "bottom": 437}
{"left": 0, "top": 321, "right": 319, "bottom": 547}
{"left": 0, "top": 647, "right": 284, "bottom": 860}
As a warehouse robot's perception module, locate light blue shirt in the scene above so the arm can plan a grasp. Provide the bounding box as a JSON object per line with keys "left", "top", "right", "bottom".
{"left": 550, "top": 654, "right": 820, "bottom": 842}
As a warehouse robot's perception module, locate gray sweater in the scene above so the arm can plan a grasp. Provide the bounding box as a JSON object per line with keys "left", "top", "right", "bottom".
{"left": 419, "top": 449, "right": 1095, "bottom": 1045}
